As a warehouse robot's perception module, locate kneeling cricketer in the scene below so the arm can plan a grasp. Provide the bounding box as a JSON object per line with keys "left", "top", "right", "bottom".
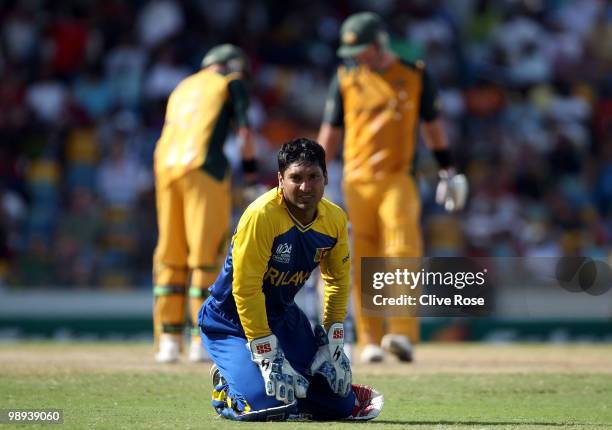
{"left": 198, "top": 138, "right": 383, "bottom": 421}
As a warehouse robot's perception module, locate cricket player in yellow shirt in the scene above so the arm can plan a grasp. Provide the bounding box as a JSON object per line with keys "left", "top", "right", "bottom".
{"left": 153, "top": 44, "right": 257, "bottom": 363}
{"left": 199, "top": 138, "right": 383, "bottom": 421}
{"left": 318, "top": 12, "right": 468, "bottom": 363}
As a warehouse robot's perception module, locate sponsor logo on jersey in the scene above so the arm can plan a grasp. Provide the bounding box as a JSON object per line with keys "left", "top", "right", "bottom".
{"left": 264, "top": 267, "right": 312, "bottom": 287}
{"left": 272, "top": 243, "right": 292, "bottom": 264}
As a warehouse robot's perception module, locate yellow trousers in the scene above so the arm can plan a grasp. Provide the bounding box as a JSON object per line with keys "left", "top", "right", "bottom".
{"left": 344, "top": 173, "right": 422, "bottom": 346}
{"left": 153, "top": 169, "right": 230, "bottom": 346}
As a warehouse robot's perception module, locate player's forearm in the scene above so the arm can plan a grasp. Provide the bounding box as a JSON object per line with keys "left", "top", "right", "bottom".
{"left": 424, "top": 119, "right": 469, "bottom": 211}
{"left": 421, "top": 119, "right": 454, "bottom": 170}
{"left": 232, "top": 256, "right": 271, "bottom": 341}
{"left": 238, "top": 126, "right": 257, "bottom": 183}
{"left": 320, "top": 220, "right": 350, "bottom": 329}
{"left": 231, "top": 210, "right": 274, "bottom": 340}
{"left": 238, "top": 126, "right": 256, "bottom": 160}
{"left": 233, "top": 288, "right": 271, "bottom": 341}
{"left": 321, "top": 282, "right": 350, "bottom": 330}
{"left": 317, "top": 124, "right": 342, "bottom": 162}
{"left": 421, "top": 119, "right": 448, "bottom": 151}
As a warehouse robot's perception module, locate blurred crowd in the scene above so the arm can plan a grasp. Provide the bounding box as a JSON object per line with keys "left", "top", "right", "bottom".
{"left": 0, "top": 0, "right": 610, "bottom": 288}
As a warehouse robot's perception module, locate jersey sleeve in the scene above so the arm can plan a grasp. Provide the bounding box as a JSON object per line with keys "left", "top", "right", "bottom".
{"left": 419, "top": 65, "right": 440, "bottom": 122}
{"left": 227, "top": 78, "right": 250, "bottom": 127}
{"left": 321, "top": 72, "right": 344, "bottom": 127}
{"left": 231, "top": 208, "right": 274, "bottom": 341}
{"left": 320, "top": 212, "right": 351, "bottom": 329}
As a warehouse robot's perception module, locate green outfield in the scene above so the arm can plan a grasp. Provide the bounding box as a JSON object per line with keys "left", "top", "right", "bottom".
{"left": 1, "top": 343, "right": 611, "bottom": 429}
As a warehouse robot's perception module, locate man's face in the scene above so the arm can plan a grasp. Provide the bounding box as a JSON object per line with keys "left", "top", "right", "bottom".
{"left": 279, "top": 162, "right": 326, "bottom": 214}
{"left": 352, "top": 44, "right": 382, "bottom": 68}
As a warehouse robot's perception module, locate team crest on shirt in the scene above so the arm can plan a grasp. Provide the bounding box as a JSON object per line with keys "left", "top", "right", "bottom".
{"left": 313, "top": 247, "right": 332, "bottom": 263}
{"left": 272, "top": 243, "right": 292, "bottom": 264}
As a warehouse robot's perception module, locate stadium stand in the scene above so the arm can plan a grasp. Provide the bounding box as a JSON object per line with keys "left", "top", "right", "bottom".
{"left": 0, "top": 0, "right": 610, "bottom": 289}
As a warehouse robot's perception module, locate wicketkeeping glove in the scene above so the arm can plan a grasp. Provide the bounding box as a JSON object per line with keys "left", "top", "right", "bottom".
{"left": 248, "top": 334, "right": 309, "bottom": 404}
{"left": 309, "top": 323, "right": 352, "bottom": 397}
{"left": 436, "top": 169, "right": 468, "bottom": 212}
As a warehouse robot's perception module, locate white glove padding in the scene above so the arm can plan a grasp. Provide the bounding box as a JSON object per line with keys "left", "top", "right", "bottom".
{"left": 309, "top": 323, "right": 352, "bottom": 397}
{"left": 248, "top": 334, "right": 309, "bottom": 404}
{"left": 436, "top": 169, "right": 468, "bottom": 212}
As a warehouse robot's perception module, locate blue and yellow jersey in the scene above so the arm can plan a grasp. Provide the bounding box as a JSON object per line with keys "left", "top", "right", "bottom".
{"left": 209, "top": 188, "right": 351, "bottom": 341}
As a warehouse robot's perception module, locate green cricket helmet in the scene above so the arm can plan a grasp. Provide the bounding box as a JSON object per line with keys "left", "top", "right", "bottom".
{"left": 337, "top": 12, "right": 388, "bottom": 58}
{"left": 201, "top": 44, "right": 250, "bottom": 75}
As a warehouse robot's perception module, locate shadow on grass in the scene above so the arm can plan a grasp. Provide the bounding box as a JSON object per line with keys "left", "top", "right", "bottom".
{"left": 370, "top": 420, "right": 606, "bottom": 427}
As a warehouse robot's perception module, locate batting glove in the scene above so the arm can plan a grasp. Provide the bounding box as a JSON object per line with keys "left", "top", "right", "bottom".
{"left": 435, "top": 169, "right": 468, "bottom": 212}
{"left": 248, "top": 334, "right": 309, "bottom": 404}
{"left": 309, "top": 323, "right": 352, "bottom": 397}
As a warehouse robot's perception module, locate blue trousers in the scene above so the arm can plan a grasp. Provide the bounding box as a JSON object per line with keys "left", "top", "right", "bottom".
{"left": 199, "top": 298, "right": 355, "bottom": 420}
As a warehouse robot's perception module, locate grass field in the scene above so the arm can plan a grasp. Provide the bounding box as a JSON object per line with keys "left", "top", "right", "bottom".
{"left": 1, "top": 342, "right": 612, "bottom": 429}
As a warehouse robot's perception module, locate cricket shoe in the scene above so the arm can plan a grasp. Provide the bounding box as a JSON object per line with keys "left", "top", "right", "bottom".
{"left": 347, "top": 384, "right": 384, "bottom": 420}
{"left": 155, "top": 334, "right": 180, "bottom": 363}
{"left": 360, "top": 344, "right": 385, "bottom": 363}
{"left": 381, "top": 334, "right": 413, "bottom": 362}
{"left": 189, "top": 339, "right": 210, "bottom": 362}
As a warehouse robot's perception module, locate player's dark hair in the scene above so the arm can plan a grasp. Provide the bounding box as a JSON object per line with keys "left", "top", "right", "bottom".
{"left": 278, "top": 138, "right": 327, "bottom": 177}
